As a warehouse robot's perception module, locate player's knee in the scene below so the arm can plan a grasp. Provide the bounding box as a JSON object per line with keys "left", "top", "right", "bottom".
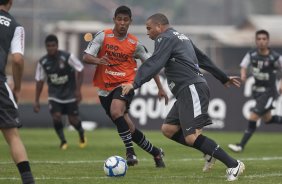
{"left": 161, "top": 129, "right": 170, "bottom": 138}
{"left": 110, "top": 110, "right": 124, "bottom": 120}
{"left": 184, "top": 134, "right": 197, "bottom": 146}
{"left": 161, "top": 124, "right": 176, "bottom": 138}
{"left": 68, "top": 116, "right": 80, "bottom": 125}
{"left": 249, "top": 112, "right": 260, "bottom": 121}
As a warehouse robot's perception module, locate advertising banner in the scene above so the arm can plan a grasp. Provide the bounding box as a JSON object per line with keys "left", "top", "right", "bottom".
{"left": 19, "top": 74, "right": 282, "bottom": 132}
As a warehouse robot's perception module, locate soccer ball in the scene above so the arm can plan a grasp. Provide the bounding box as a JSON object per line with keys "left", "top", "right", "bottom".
{"left": 103, "top": 156, "right": 128, "bottom": 177}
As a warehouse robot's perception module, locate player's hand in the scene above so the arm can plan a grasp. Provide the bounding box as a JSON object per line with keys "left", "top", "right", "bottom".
{"left": 97, "top": 55, "right": 110, "bottom": 65}
{"left": 224, "top": 76, "right": 241, "bottom": 88}
{"left": 158, "top": 88, "right": 169, "bottom": 105}
{"left": 33, "top": 101, "right": 40, "bottom": 113}
{"left": 122, "top": 83, "right": 134, "bottom": 95}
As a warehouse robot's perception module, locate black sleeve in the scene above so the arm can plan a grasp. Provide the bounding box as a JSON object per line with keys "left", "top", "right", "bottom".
{"left": 192, "top": 42, "right": 229, "bottom": 84}
{"left": 133, "top": 36, "right": 174, "bottom": 89}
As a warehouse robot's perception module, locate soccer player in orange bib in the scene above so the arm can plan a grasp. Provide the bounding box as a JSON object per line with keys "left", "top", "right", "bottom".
{"left": 83, "top": 6, "right": 168, "bottom": 167}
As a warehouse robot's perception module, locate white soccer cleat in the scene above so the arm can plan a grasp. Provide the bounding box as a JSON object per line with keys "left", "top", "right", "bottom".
{"left": 226, "top": 160, "right": 245, "bottom": 181}
{"left": 228, "top": 144, "right": 243, "bottom": 153}
{"left": 203, "top": 154, "right": 216, "bottom": 172}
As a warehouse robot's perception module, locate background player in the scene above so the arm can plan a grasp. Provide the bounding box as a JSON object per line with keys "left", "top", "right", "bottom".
{"left": 228, "top": 30, "right": 282, "bottom": 152}
{"left": 34, "top": 34, "right": 86, "bottom": 150}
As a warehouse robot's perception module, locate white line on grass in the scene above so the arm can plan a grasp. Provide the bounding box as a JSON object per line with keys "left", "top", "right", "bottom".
{"left": 1, "top": 156, "right": 282, "bottom": 164}
{"left": 1, "top": 173, "right": 282, "bottom": 181}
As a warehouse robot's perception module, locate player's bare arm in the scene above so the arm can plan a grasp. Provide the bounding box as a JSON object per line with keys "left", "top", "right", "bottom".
{"left": 279, "top": 79, "right": 282, "bottom": 94}
{"left": 240, "top": 67, "right": 247, "bottom": 82}
{"left": 83, "top": 53, "right": 110, "bottom": 65}
{"left": 75, "top": 70, "right": 83, "bottom": 103}
{"left": 33, "top": 80, "right": 44, "bottom": 113}
{"left": 11, "top": 53, "right": 24, "bottom": 102}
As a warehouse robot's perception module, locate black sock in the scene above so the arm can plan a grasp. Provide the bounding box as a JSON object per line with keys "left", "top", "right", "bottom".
{"left": 193, "top": 135, "right": 237, "bottom": 168}
{"left": 132, "top": 129, "right": 159, "bottom": 157}
{"left": 170, "top": 129, "right": 190, "bottom": 147}
{"left": 266, "top": 115, "right": 282, "bottom": 124}
{"left": 72, "top": 121, "right": 85, "bottom": 142}
{"left": 53, "top": 121, "right": 66, "bottom": 143}
{"left": 113, "top": 116, "right": 135, "bottom": 155}
{"left": 239, "top": 121, "right": 256, "bottom": 148}
{"left": 17, "top": 161, "right": 35, "bottom": 184}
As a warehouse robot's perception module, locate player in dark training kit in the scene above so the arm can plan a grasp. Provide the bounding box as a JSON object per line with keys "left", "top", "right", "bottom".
{"left": 122, "top": 13, "right": 244, "bottom": 181}
{"left": 34, "top": 34, "right": 86, "bottom": 150}
{"left": 0, "top": 0, "right": 35, "bottom": 183}
{"left": 83, "top": 6, "right": 168, "bottom": 167}
{"left": 228, "top": 30, "right": 282, "bottom": 152}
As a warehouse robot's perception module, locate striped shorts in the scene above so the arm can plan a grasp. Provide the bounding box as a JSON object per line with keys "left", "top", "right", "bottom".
{"left": 165, "top": 82, "right": 212, "bottom": 136}
{"left": 0, "top": 82, "right": 21, "bottom": 128}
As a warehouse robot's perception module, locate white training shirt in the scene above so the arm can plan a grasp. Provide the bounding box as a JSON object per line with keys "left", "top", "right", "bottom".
{"left": 10, "top": 26, "right": 25, "bottom": 55}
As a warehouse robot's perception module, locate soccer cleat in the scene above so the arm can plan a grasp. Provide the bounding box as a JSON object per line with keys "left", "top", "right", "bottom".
{"left": 202, "top": 154, "right": 216, "bottom": 172}
{"left": 154, "top": 148, "right": 165, "bottom": 168}
{"left": 60, "top": 142, "right": 68, "bottom": 150}
{"left": 126, "top": 153, "right": 138, "bottom": 166}
{"left": 79, "top": 136, "right": 87, "bottom": 148}
{"left": 228, "top": 144, "right": 243, "bottom": 153}
{"left": 226, "top": 160, "right": 245, "bottom": 181}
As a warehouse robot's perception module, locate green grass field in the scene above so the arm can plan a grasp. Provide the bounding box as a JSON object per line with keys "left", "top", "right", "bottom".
{"left": 0, "top": 128, "right": 281, "bottom": 184}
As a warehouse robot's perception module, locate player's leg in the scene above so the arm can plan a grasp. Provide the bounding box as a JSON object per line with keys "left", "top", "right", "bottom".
{"left": 185, "top": 125, "right": 245, "bottom": 180}
{"left": 162, "top": 100, "right": 215, "bottom": 172}
{"left": 99, "top": 87, "right": 137, "bottom": 166}
{"left": 66, "top": 102, "right": 86, "bottom": 148}
{"left": 49, "top": 101, "right": 67, "bottom": 149}
{"left": 228, "top": 112, "right": 259, "bottom": 152}
{"left": 263, "top": 111, "right": 282, "bottom": 124}
{"left": 124, "top": 113, "right": 165, "bottom": 168}
{"left": 229, "top": 92, "right": 271, "bottom": 152}
{"left": 180, "top": 83, "right": 244, "bottom": 181}
{"left": 162, "top": 101, "right": 189, "bottom": 146}
{"left": 1, "top": 128, "right": 35, "bottom": 184}
{"left": 68, "top": 114, "right": 86, "bottom": 148}
{"left": 0, "top": 83, "right": 35, "bottom": 183}
{"left": 110, "top": 98, "right": 137, "bottom": 166}
{"left": 162, "top": 124, "right": 186, "bottom": 145}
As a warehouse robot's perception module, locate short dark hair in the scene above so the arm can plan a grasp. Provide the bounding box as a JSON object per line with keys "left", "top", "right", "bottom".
{"left": 147, "top": 13, "right": 169, "bottom": 25}
{"left": 114, "top": 5, "right": 132, "bottom": 18}
{"left": 45, "top": 34, "right": 58, "bottom": 44}
{"left": 256, "top": 29, "right": 269, "bottom": 39}
{"left": 0, "top": 0, "right": 9, "bottom": 5}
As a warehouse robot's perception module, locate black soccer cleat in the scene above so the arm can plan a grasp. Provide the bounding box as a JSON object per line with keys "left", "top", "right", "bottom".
{"left": 126, "top": 153, "right": 138, "bottom": 166}
{"left": 154, "top": 148, "right": 165, "bottom": 168}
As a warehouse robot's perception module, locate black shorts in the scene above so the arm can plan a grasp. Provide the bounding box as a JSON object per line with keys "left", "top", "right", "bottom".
{"left": 99, "top": 86, "right": 134, "bottom": 117}
{"left": 49, "top": 100, "right": 79, "bottom": 116}
{"left": 0, "top": 82, "right": 21, "bottom": 128}
{"left": 251, "top": 89, "right": 278, "bottom": 116}
{"left": 165, "top": 82, "right": 212, "bottom": 136}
